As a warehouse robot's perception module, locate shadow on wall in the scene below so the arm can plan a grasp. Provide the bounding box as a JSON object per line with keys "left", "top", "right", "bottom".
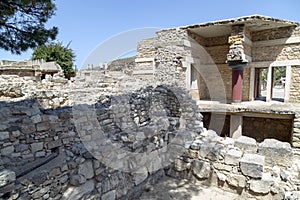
{"left": 0, "top": 85, "right": 205, "bottom": 200}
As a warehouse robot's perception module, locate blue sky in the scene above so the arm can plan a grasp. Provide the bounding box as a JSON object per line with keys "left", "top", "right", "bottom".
{"left": 1, "top": 0, "right": 300, "bottom": 69}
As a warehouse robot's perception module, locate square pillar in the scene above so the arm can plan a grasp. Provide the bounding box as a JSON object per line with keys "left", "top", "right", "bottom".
{"left": 284, "top": 65, "right": 291, "bottom": 103}
{"left": 266, "top": 66, "right": 273, "bottom": 102}
{"left": 230, "top": 115, "right": 243, "bottom": 139}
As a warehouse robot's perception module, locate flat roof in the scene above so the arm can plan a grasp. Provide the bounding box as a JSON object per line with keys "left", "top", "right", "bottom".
{"left": 160, "top": 15, "right": 299, "bottom": 37}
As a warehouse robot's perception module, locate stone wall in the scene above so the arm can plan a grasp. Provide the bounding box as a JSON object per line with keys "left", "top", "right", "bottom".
{"left": 166, "top": 133, "right": 300, "bottom": 199}
{"left": 136, "top": 37, "right": 158, "bottom": 59}
{"left": 107, "top": 56, "right": 136, "bottom": 72}
{"left": 242, "top": 117, "right": 293, "bottom": 143}
{"left": 0, "top": 74, "right": 69, "bottom": 107}
{"left": 197, "top": 64, "right": 251, "bottom": 101}
{"left": 252, "top": 44, "right": 300, "bottom": 62}
{"left": 251, "top": 26, "right": 299, "bottom": 42}
{"left": 288, "top": 65, "right": 300, "bottom": 103}
{"left": 189, "top": 32, "right": 229, "bottom": 65}
{"left": 0, "top": 71, "right": 205, "bottom": 200}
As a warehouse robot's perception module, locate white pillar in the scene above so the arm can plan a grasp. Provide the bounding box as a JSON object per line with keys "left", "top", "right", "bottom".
{"left": 230, "top": 115, "right": 243, "bottom": 139}
{"left": 266, "top": 65, "right": 273, "bottom": 102}
{"left": 284, "top": 65, "right": 292, "bottom": 103}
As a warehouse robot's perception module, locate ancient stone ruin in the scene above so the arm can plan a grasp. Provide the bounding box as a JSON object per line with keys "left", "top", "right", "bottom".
{"left": 1, "top": 15, "right": 300, "bottom": 200}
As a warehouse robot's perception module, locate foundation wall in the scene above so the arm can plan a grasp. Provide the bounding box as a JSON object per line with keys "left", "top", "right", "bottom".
{"left": 243, "top": 116, "right": 293, "bottom": 143}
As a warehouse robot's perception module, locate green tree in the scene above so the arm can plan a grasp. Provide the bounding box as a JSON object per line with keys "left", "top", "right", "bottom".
{"left": 0, "top": 0, "right": 58, "bottom": 54}
{"left": 32, "top": 42, "right": 76, "bottom": 79}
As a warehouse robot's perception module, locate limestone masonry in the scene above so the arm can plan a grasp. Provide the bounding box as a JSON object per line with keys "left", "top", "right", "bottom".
{"left": 1, "top": 15, "right": 300, "bottom": 200}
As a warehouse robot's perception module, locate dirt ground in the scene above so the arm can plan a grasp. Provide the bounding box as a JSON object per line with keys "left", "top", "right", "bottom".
{"left": 138, "top": 176, "right": 248, "bottom": 200}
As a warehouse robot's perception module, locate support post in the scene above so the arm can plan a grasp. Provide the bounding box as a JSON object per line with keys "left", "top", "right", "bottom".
{"left": 232, "top": 69, "right": 244, "bottom": 103}
{"left": 229, "top": 64, "right": 247, "bottom": 103}
{"left": 230, "top": 115, "right": 243, "bottom": 139}
{"left": 284, "top": 65, "right": 291, "bottom": 103}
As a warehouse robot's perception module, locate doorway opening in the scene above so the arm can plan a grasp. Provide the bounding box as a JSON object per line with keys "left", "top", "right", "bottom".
{"left": 255, "top": 68, "right": 267, "bottom": 100}
{"left": 271, "top": 66, "right": 286, "bottom": 101}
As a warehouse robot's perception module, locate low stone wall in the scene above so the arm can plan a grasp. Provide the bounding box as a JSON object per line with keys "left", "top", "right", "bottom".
{"left": 166, "top": 133, "right": 300, "bottom": 199}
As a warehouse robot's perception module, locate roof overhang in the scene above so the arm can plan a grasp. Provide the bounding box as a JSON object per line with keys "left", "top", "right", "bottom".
{"left": 161, "top": 15, "right": 299, "bottom": 38}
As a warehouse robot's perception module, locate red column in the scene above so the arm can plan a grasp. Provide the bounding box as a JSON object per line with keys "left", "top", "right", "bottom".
{"left": 232, "top": 69, "right": 243, "bottom": 103}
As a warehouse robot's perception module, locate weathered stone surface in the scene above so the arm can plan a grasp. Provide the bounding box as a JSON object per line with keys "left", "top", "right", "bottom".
{"left": 0, "top": 132, "right": 9, "bottom": 140}
{"left": 1, "top": 146, "right": 14, "bottom": 156}
{"left": 70, "top": 174, "right": 87, "bottom": 186}
{"left": 240, "top": 153, "right": 264, "bottom": 178}
{"left": 225, "top": 148, "right": 243, "bottom": 165}
{"left": 30, "top": 114, "right": 42, "bottom": 124}
{"left": 234, "top": 136, "right": 257, "bottom": 153}
{"left": 32, "top": 186, "right": 50, "bottom": 199}
{"left": 192, "top": 160, "right": 211, "bottom": 179}
{"left": 258, "top": 139, "right": 293, "bottom": 167}
{"left": 0, "top": 169, "right": 15, "bottom": 187}
{"left": 133, "top": 167, "right": 148, "bottom": 185}
{"left": 30, "top": 142, "right": 44, "bottom": 152}
{"left": 46, "top": 139, "right": 62, "bottom": 149}
{"left": 213, "top": 162, "right": 232, "bottom": 172}
{"left": 36, "top": 122, "right": 50, "bottom": 132}
{"left": 216, "top": 171, "right": 227, "bottom": 182}
{"left": 249, "top": 173, "right": 274, "bottom": 194}
{"left": 226, "top": 173, "right": 246, "bottom": 188}
{"left": 21, "top": 124, "right": 36, "bottom": 134}
{"left": 15, "top": 144, "right": 29, "bottom": 152}
{"left": 62, "top": 180, "right": 95, "bottom": 200}
{"left": 101, "top": 190, "right": 116, "bottom": 200}
{"left": 78, "top": 160, "right": 94, "bottom": 179}
{"left": 174, "top": 158, "right": 190, "bottom": 172}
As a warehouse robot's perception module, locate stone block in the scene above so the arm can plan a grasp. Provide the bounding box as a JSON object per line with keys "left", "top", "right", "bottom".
{"left": 213, "top": 162, "right": 232, "bottom": 172}
{"left": 234, "top": 136, "right": 257, "bottom": 153}
{"left": 1, "top": 146, "right": 14, "bottom": 156}
{"left": 101, "top": 190, "right": 116, "bottom": 200}
{"left": 240, "top": 153, "right": 264, "bottom": 178}
{"left": 32, "top": 186, "right": 50, "bottom": 199}
{"left": 174, "top": 158, "right": 190, "bottom": 172}
{"left": 0, "top": 169, "right": 15, "bottom": 187}
{"left": 249, "top": 173, "right": 274, "bottom": 194}
{"left": 225, "top": 148, "right": 243, "bottom": 165}
{"left": 258, "top": 139, "right": 293, "bottom": 167}
{"left": 62, "top": 180, "right": 95, "bottom": 200}
{"left": 226, "top": 174, "right": 246, "bottom": 188}
{"left": 21, "top": 124, "right": 36, "bottom": 134}
{"left": 30, "top": 114, "right": 42, "bottom": 124}
{"left": 216, "top": 171, "right": 227, "bottom": 182}
{"left": 70, "top": 174, "right": 87, "bottom": 186}
{"left": 11, "top": 130, "right": 21, "bottom": 138}
{"left": 190, "top": 139, "right": 203, "bottom": 150}
{"left": 30, "top": 142, "right": 44, "bottom": 152}
{"left": 46, "top": 139, "right": 62, "bottom": 149}
{"left": 78, "top": 160, "right": 94, "bottom": 179}
{"left": 15, "top": 144, "right": 29, "bottom": 152}
{"left": 36, "top": 122, "right": 50, "bottom": 132}
{"left": 133, "top": 167, "right": 148, "bottom": 185}
{"left": 0, "top": 132, "right": 9, "bottom": 140}
{"left": 48, "top": 167, "right": 61, "bottom": 177}
{"left": 192, "top": 160, "right": 211, "bottom": 179}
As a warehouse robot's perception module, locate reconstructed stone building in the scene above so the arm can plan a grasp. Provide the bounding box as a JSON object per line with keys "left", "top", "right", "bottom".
{"left": 134, "top": 15, "right": 300, "bottom": 146}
